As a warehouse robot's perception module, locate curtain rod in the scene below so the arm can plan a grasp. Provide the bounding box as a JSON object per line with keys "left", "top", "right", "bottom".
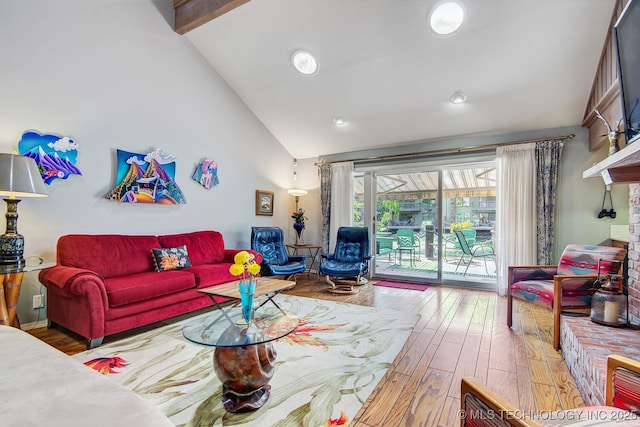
{"left": 315, "top": 133, "right": 575, "bottom": 166}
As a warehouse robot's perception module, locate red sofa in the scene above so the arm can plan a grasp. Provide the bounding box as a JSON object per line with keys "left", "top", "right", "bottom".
{"left": 38, "top": 231, "right": 262, "bottom": 349}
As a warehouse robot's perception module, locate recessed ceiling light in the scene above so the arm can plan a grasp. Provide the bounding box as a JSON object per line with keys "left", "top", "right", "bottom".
{"left": 291, "top": 50, "right": 319, "bottom": 75}
{"left": 450, "top": 92, "right": 467, "bottom": 104}
{"left": 333, "top": 116, "right": 346, "bottom": 125}
{"left": 429, "top": 1, "right": 465, "bottom": 35}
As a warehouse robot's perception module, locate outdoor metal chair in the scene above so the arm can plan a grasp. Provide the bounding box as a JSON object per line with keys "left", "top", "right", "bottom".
{"left": 395, "top": 228, "right": 420, "bottom": 266}
{"left": 376, "top": 235, "right": 394, "bottom": 261}
{"left": 453, "top": 230, "right": 494, "bottom": 276}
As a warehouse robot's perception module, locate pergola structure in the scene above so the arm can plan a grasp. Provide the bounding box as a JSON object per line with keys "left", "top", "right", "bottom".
{"left": 354, "top": 168, "right": 496, "bottom": 201}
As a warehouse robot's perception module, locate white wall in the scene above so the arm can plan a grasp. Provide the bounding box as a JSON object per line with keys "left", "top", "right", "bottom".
{"left": 0, "top": 0, "right": 314, "bottom": 325}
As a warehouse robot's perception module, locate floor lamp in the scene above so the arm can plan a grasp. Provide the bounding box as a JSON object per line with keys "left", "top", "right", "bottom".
{"left": 287, "top": 188, "right": 307, "bottom": 212}
{"left": 0, "top": 153, "right": 48, "bottom": 327}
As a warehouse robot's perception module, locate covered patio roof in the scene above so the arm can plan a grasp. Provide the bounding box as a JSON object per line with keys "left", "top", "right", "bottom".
{"left": 354, "top": 168, "right": 496, "bottom": 201}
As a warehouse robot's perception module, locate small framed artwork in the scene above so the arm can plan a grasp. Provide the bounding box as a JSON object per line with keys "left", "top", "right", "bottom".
{"left": 255, "top": 190, "right": 274, "bottom": 216}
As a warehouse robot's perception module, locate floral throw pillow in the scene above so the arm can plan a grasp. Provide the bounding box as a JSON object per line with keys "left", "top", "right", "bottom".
{"left": 151, "top": 245, "right": 192, "bottom": 272}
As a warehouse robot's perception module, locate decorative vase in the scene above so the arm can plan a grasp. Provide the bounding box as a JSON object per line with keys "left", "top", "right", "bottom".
{"left": 237, "top": 279, "right": 257, "bottom": 333}
{"left": 214, "top": 341, "right": 276, "bottom": 412}
{"left": 293, "top": 220, "right": 305, "bottom": 245}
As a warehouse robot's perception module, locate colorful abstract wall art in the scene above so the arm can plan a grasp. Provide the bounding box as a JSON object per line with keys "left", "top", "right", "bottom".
{"left": 192, "top": 159, "right": 219, "bottom": 189}
{"left": 18, "top": 131, "right": 82, "bottom": 185}
{"left": 104, "top": 148, "right": 186, "bottom": 204}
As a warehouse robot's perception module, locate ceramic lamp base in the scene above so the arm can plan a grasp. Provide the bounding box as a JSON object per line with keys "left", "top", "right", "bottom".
{"left": 0, "top": 199, "right": 25, "bottom": 273}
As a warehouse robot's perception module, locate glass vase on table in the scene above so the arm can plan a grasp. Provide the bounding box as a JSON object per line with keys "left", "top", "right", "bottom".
{"left": 237, "top": 279, "right": 259, "bottom": 335}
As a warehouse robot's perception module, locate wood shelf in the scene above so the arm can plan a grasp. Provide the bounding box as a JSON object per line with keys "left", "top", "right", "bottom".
{"left": 583, "top": 141, "right": 640, "bottom": 183}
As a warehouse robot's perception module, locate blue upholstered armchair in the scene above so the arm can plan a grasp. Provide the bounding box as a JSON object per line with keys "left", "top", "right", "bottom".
{"left": 319, "top": 226, "right": 371, "bottom": 294}
{"left": 250, "top": 227, "right": 307, "bottom": 282}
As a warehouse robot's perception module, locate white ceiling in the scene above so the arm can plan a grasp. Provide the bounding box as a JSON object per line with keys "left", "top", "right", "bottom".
{"left": 185, "top": 0, "right": 617, "bottom": 160}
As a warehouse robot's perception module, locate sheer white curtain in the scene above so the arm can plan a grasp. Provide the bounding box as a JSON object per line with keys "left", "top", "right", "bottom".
{"left": 496, "top": 143, "right": 537, "bottom": 296}
{"left": 329, "top": 161, "right": 354, "bottom": 252}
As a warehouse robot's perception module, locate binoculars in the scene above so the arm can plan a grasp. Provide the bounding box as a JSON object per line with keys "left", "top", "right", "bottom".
{"left": 597, "top": 186, "right": 616, "bottom": 219}
{"left": 597, "top": 208, "right": 616, "bottom": 218}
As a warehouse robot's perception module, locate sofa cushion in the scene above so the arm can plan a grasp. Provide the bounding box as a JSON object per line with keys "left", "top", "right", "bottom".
{"left": 104, "top": 271, "right": 196, "bottom": 307}
{"left": 183, "top": 264, "right": 238, "bottom": 288}
{"left": 158, "top": 231, "right": 225, "bottom": 265}
{"left": 57, "top": 234, "right": 160, "bottom": 279}
{"left": 151, "top": 245, "right": 192, "bottom": 272}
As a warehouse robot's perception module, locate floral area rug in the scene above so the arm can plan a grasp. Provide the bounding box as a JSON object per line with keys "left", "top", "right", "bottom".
{"left": 74, "top": 295, "right": 419, "bottom": 426}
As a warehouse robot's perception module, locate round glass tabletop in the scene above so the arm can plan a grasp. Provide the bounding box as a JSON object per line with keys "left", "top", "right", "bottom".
{"left": 182, "top": 306, "right": 299, "bottom": 348}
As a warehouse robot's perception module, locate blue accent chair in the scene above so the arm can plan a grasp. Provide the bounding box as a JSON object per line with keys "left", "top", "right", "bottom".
{"left": 319, "top": 226, "right": 371, "bottom": 294}
{"left": 250, "top": 227, "right": 307, "bottom": 282}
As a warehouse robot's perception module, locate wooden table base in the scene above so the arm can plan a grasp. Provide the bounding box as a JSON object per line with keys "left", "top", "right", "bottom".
{"left": 213, "top": 341, "right": 277, "bottom": 413}
{"left": 0, "top": 272, "right": 24, "bottom": 328}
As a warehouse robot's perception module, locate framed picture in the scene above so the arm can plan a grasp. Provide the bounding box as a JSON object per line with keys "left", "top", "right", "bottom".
{"left": 255, "top": 190, "right": 274, "bottom": 216}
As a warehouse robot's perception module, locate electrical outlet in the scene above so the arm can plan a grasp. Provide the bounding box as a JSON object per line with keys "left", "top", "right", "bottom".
{"left": 32, "top": 294, "right": 44, "bottom": 309}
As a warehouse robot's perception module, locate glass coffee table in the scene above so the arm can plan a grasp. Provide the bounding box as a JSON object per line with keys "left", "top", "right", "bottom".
{"left": 183, "top": 304, "right": 299, "bottom": 413}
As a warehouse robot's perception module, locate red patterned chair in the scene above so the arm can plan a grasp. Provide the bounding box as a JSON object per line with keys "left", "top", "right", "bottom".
{"left": 507, "top": 244, "right": 626, "bottom": 350}
{"left": 461, "top": 354, "right": 640, "bottom": 426}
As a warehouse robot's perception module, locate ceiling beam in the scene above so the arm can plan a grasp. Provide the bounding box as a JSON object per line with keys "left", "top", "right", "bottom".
{"left": 174, "top": 0, "right": 251, "bottom": 35}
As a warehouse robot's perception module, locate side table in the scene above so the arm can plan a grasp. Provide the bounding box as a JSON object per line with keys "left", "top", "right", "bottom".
{"left": 286, "top": 244, "right": 321, "bottom": 275}
{"left": 0, "top": 260, "right": 55, "bottom": 328}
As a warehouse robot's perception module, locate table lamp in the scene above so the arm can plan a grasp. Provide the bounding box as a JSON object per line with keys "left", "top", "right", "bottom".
{"left": 0, "top": 153, "right": 48, "bottom": 273}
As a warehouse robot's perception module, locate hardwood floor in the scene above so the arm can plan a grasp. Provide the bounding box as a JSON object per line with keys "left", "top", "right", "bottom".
{"left": 28, "top": 275, "right": 584, "bottom": 426}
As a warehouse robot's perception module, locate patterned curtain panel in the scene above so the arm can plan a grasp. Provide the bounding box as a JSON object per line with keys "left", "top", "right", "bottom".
{"left": 535, "top": 140, "right": 565, "bottom": 265}
{"left": 319, "top": 164, "right": 332, "bottom": 254}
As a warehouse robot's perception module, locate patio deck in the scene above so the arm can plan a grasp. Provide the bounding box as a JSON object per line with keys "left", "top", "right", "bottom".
{"left": 373, "top": 239, "right": 497, "bottom": 285}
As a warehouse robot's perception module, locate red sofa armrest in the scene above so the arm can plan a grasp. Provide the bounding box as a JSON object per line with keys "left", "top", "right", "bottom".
{"left": 38, "top": 266, "right": 110, "bottom": 346}
{"left": 223, "top": 249, "right": 263, "bottom": 265}
{"left": 38, "top": 266, "right": 109, "bottom": 305}
{"left": 39, "top": 266, "right": 103, "bottom": 289}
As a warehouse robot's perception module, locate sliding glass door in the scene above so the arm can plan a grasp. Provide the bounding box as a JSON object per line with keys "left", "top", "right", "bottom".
{"left": 355, "top": 161, "right": 497, "bottom": 289}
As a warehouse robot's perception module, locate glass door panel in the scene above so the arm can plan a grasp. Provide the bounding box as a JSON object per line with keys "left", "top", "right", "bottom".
{"left": 367, "top": 170, "right": 441, "bottom": 283}
{"left": 441, "top": 164, "right": 497, "bottom": 286}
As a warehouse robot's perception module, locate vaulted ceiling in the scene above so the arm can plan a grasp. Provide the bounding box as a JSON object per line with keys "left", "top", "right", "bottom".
{"left": 174, "top": 0, "right": 617, "bottom": 160}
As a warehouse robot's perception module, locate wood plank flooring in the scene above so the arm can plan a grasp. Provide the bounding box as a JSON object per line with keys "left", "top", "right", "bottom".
{"left": 27, "top": 275, "right": 584, "bottom": 426}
